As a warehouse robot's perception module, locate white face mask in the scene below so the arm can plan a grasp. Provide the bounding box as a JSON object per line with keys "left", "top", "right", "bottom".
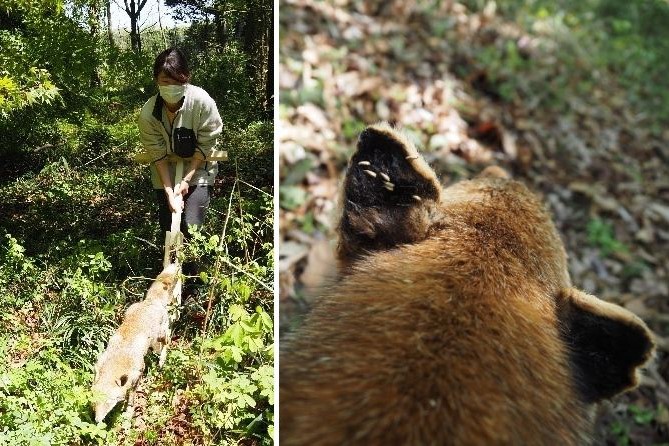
{"left": 159, "top": 84, "right": 186, "bottom": 104}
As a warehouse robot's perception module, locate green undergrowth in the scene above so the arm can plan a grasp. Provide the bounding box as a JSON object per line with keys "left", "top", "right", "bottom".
{"left": 604, "top": 403, "right": 669, "bottom": 446}
{"left": 586, "top": 217, "right": 628, "bottom": 257}
{"left": 0, "top": 105, "right": 274, "bottom": 444}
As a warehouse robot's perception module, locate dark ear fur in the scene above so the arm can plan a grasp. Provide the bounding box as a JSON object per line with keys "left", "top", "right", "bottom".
{"left": 336, "top": 123, "right": 442, "bottom": 266}
{"left": 556, "top": 288, "right": 654, "bottom": 403}
{"left": 117, "top": 374, "right": 128, "bottom": 387}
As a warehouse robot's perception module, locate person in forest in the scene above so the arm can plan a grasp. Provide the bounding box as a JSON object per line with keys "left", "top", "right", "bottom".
{"left": 138, "top": 47, "right": 222, "bottom": 288}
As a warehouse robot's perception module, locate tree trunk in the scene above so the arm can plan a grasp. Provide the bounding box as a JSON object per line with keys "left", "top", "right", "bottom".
{"left": 242, "top": 1, "right": 260, "bottom": 80}
{"left": 130, "top": 14, "right": 139, "bottom": 51}
{"left": 106, "top": 0, "right": 114, "bottom": 47}
{"left": 265, "top": 0, "right": 273, "bottom": 118}
{"left": 157, "top": 0, "right": 166, "bottom": 48}
{"left": 214, "top": 13, "right": 227, "bottom": 50}
{"left": 89, "top": 1, "right": 102, "bottom": 87}
{"left": 204, "top": 15, "right": 210, "bottom": 59}
{"left": 124, "top": 0, "right": 147, "bottom": 53}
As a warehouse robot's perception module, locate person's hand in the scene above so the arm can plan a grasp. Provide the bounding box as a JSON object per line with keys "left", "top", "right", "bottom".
{"left": 174, "top": 179, "right": 190, "bottom": 197}
{"left": 167, "top": 190, "right": 184, "bottom": 213}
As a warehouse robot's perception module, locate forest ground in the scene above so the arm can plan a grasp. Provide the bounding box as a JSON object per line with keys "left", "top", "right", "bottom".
{"left": 278, "top": 0, "right": 669, "bottom": 444}
{"left": 0, "top": 80, "right": 273, "bottom": 446}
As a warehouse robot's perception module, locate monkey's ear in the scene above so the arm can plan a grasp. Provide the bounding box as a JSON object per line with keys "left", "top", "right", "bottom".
{"left": 556, "top": 288, "right": 655, "bottom": 403}
{"left": 336, "top": 123, "right": 442, "bottom": 266}
{"left": 116, "top": 375, "right": 128, "bottom": 387}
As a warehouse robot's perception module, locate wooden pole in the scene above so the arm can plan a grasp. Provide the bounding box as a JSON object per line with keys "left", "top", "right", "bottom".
{"left": 164, "top": 160, "right": 184, "bottom": 309}
{"left": 133, "top": 151, "right": 227, "bottom": 309}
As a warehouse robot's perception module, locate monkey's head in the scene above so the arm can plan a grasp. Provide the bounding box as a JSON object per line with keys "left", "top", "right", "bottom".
{"left": 91, "top": 354, "right": 142, "bottom": 423}
{"left": 335, "top": 123, "right": 654, "bottom": 404}
{"left": 145, "top": 263, "right": 180, "bottom": 304}
{"left": 156, "top": 263, "right": 179, "bottom": 290}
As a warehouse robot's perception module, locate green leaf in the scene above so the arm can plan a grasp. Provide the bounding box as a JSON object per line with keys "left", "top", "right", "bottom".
{"left": 279, "top": 186, "right": 307, "bottom": 210}
{"left": 241, "top": 320, "right": 259, "bottom": 334}
{"left": 230, "top": 345, "right": 243, "bottom": 363}
{"left": 199, "top": 271, "right": 209, "bottom": 284}
{"left": 282, "top": 158, "right": 314, "bottom": 186}
{"left": 259, "top": 310, "right": 273, "bottom": 331}
{"left": 239, "top": 393, "right": 256, "bottom": 408}
{"left": 629, "top": 404, "right": 655, "bottom": 425}
{"left": 229, "top": 304, "right": 249, "bottom": 322}
{"left": 229, "top": 323, "right": 244, "bottom": 348}
{"left": 247, "top": 336, "right": 264, "bottom": 352}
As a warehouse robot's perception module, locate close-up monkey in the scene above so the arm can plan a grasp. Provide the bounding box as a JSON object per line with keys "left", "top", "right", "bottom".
{"left": 279, "top": 124, "right": 655, "bottom": 445}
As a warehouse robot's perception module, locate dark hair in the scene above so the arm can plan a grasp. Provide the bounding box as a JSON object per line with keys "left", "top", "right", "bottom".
{"left": 153, "top": 48, "right": 191, "bottom": 83}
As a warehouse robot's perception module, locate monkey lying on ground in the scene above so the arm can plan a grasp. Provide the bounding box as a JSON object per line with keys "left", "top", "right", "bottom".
{"left": 280, "top": 123, "right": 654, "bottom": 445}
{"left": 91, "top": 263, "right": 179, "bottom": 423}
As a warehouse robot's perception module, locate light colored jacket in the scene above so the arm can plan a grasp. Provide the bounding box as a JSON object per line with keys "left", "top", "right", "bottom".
{"left": 138, "top": 84, "right": 223, "bottom": 188}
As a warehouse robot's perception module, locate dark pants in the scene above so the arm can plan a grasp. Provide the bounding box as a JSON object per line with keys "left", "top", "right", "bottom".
{"left": 155, "top": 185, "right": 212, "bottom": 236}
{"left": 156, "top": 185, "right": 212, "bottom": 277}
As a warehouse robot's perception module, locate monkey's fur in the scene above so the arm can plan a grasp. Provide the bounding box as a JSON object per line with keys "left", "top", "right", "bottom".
{"left": 91, "top": 263, "right": 179, "bottom": 423}
{"left": 280, "top": 123, "right": 655, "bottom": 445}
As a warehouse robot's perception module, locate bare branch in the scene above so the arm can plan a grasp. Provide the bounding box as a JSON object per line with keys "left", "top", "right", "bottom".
{"left": 139, "top": 19, "right": 158, "bottom": 31}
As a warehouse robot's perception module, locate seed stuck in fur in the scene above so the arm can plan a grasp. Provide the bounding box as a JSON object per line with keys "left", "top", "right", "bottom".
{"left": 363, "top": 170, "right": 377, "bottom": 178}
{"left": 383, "top": 182, "right": 395, "bottom": 191}
{"left": 412, "top": 195, "right": 422, "bottom": 202}
{"left": 405, "top": 155, "right": 419, "bottom": 160}
{"left": 358, "top": 161, "right": 371, "bottom": 166}
{"left": 379, "top": 172, "right": 390, "bottom": 182}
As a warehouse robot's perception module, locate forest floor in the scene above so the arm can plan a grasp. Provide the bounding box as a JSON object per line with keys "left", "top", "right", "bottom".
{"left": 278, "top": 0, "right": 669, "bottom": 444}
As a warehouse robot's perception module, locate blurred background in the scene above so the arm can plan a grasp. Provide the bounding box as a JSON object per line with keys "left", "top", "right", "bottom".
{"left": 279, "top": 0, "right": 669, "bottom": 443}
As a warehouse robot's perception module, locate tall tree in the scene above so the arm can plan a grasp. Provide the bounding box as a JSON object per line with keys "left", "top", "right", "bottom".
{"left": 87, "top": 0, "right": 102, "bottom": 86}
{"left": 156, "top": 0, "right": 167, "bottom": 47}
{"left": 106, "top": 0, "right": 114, "bottom": 47}
{"left": 265, "top": 0, "right": 272, "bottom": 117}
{"left": 240, "top": 0, "right": 271, "bottom": 115}
{"left": 122, "top": 0, "right": 149, "bottom": 52}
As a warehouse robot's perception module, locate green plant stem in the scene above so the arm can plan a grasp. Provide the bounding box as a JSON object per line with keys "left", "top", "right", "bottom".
{"left": 202, "top": 178, "right": 239, "bottom": 338}
{"left": 217, "top": 256, "right": 272, "bottom": 292}
{"left": 238, "top": 179, "right": 272, "bottom": 197}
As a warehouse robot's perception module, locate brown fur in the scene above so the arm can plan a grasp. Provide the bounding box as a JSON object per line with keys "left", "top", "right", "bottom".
{"left": 145, "top": 262, "right": 179, "bottom": 305}
{"left": 91, "top": 263, "right": 179, "bottom": 423}
{"left": 280, "top": 124, "right": 654, "bottom": 445}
